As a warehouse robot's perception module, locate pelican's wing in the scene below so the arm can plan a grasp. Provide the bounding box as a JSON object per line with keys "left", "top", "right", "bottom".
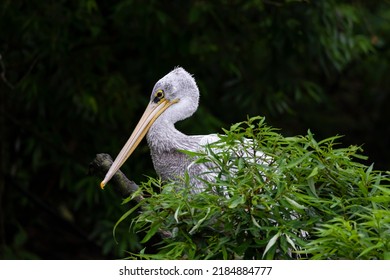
{"left": 185, "top": 134, "right": 270, "bottom": 195}
{"left": 188, "top": 134, "right": 271, "bottom": 164}
{"left": 198, "top": 134, "right": 220, "bottom": 146}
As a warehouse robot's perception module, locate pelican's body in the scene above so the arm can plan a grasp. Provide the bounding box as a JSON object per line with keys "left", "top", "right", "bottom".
{"left": 101, "top": 67, "right": 219, "bottom": 192}
{"left": 148, "top": 133, "right": 217, "bottom": 193}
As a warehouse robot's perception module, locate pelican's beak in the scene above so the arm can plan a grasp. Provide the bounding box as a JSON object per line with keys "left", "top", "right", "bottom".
{"left": 100, "top": 98, "right": 177, "bottom": 189}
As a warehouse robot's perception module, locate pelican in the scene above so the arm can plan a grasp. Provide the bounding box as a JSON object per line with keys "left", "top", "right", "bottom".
{"left": 100, "top": 67, "right": 220, "bottom": 193}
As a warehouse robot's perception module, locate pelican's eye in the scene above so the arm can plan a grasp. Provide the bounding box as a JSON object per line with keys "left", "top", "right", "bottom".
{"left": 153, "top": 89, "right": 165, "bottom": 103}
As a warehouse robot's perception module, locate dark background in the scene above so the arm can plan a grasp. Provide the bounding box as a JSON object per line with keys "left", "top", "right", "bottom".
{"left": 1, "top": 0, "right": 389, "bottom": 259}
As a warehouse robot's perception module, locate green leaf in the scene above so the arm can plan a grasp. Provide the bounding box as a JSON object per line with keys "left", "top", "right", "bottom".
{"left": 307, "top": 177, "right": 318, "bottom": 198}
{"left": 113, "top": 201, "right": 144, "bottom": 243}
{"left": 285, "top": 152, "right": 313, "bottom": 169}
{"left": 251, "top": 215, "right": 262, "bottom": 229}
{"left": 307, "top": 167, "right": 319, "bottom": 179}
{"left": 174, "top": 205, "right": 181, "bottom": 223}
{"left": 228, "top": 195, "right": 245, "bottom": 208}
{"left": 357, "top": 242, "right": 384, "bottom": 259}
{"left": 263, "top": 231, "right": 281, "bottom": 258}
{"left": 141, "top": 222, "right": 162, "bottom": 243}
{"left": 284, "top": 196, "right": 306, "bottom": 210}
{"left": 189, "top": 208, "right": 211, "bottom": 235}
{"left": 230, "top": 121, "right": 244, "bottom": 132}
{"left": 285, "top": 234, "right": 298, "bottom": 251}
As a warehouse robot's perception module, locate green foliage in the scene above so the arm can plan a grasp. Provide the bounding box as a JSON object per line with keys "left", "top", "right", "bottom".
{"left": 117, "top": 117, "right": 390, "bottom": 259}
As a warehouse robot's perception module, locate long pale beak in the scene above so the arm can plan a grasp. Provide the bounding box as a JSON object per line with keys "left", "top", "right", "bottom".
{"left": 100, "top": 98, "right": 177, "bottom": 189}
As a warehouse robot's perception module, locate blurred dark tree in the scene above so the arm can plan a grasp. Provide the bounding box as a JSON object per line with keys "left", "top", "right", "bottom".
{"left": 0, "top": 0, "right": 389, "bottom": 259}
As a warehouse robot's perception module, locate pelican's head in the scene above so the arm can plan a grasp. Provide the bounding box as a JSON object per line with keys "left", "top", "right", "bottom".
{"left": 100, "top": 67, "right": 199, "bottom": 189}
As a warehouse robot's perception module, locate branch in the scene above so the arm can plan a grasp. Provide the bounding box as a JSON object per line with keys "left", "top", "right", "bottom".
{"left": 89, "top": 153, "right": 143, "bottom": 203}
{"left": 89, "top": 153, "right": 172, "bottom": 239}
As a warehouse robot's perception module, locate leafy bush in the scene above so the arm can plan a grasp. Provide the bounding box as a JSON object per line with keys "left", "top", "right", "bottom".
{"left": 116, "top": 117, "right": 390, "bottom": 260}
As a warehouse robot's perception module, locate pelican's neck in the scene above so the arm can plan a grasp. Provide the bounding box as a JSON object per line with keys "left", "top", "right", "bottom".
{"left": 146, "top": 116, "right": 189, "bottom": 153}
{"left": 146, "top": 95, "right": 198, "bottom": 153}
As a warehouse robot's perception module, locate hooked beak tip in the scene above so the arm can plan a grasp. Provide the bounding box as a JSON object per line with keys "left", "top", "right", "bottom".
{"left": 100, "top": 181, "right": 106, "bottom": 189}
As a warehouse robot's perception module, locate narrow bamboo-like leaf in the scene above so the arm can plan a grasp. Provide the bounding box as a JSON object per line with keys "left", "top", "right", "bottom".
{"left": 230, "top": 121, "right": 244, "bottom": 132}
{"left": 318, "top": 135, "right": 343, "bottom": 145}
{"left": 285, "top": 234, "right": 298, "bottom": 251}
{"left": 375, "top": 185, "right": 390, "bottom": 195}
{"left": 141, "top": 222, "right": 161, "bottom": 243}
{"left": 228, "top": 195, "right": 245, "bottom": 208}
{"left": 357, "top": 242, "right": 384, "bottom": 258}
{"left": 366, "top": 163, "right": 374, "bottom": 177}
{"left": 221, "top": 245, "right": 228, "bottom": 260}
{"left": 285, "top": 152, "right": 313, "bottom": 169}
{"left": 351, "top": 153, "right": 368, "bottom": 160}
{"left": 251, "top": 215, "right": 261, "bottom": 229}
{"left": 307, "top": 130, "right": 319, "bottom": 149}
{"left": 178, "top": 149, "right": 205, "bottom": 157}
{"left": 262, "top": 231, "right": 281, "bottom": 258}
{"left": 368, "top": 196, "right": 390, "bottom": 203}
{"left": 174, "top": 205, "right": 181, "bottom": 223}
{"left": 189, "top": 208, "right": 210, "bottom": 235}
{"left": 307, "top": 167, "right": 318, "bottom": 179}
{"left": 285, "top": 196, "right": 306, "bottom": 210}
{"left": 113, "top": 201, "right": 143, "bottom": 243}
{"left": 307, "top": 177, "right": 318, "bottom": 198}
{"left": 122, "top": 188, "right": 144, "bottom": 204}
